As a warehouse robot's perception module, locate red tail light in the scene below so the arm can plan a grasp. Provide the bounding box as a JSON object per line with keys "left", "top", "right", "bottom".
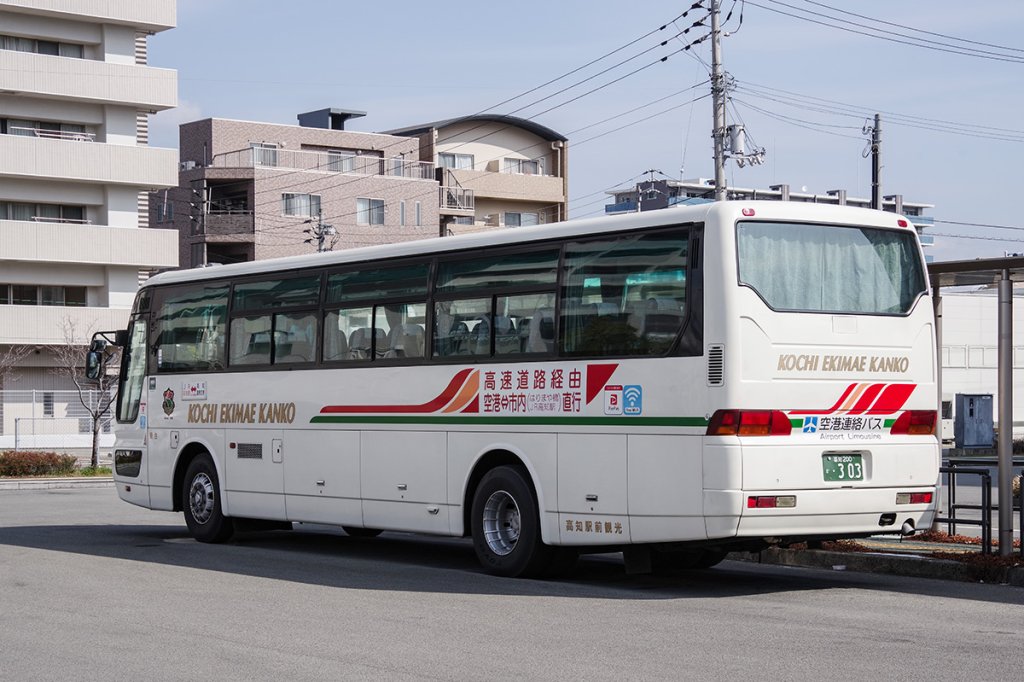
{"left": 897, "top": 492, "right": 934, "bottom": 505}
{"left": 890, "top": 410, "right": 936, "bottom": 436}
{"left": 707, "top": 410, "right": 792, "bottom": 436}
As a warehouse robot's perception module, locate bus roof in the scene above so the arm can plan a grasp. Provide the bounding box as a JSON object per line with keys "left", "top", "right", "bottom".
{"left": 143, "top": 201, "right": 914, "bottom": 289}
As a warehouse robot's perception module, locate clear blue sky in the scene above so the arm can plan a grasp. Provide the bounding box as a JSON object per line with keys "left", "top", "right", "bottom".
{"left": 149, "top": 0, "right": 1024, "bottom": 261}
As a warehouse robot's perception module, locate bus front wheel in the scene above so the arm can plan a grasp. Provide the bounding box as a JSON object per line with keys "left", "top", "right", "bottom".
{"left": 182, "top": 454, "right": 234, "bottom": 543}
{"left": 471, "top": 465, "right": 552, "bottom": 578}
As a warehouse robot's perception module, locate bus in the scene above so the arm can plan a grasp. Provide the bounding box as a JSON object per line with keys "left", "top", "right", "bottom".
{"left": 88, "top": 201, "right": 940, "bottom": 577}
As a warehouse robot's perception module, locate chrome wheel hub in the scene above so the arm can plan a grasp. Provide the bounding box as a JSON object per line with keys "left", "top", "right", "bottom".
{"left": 482, "top": 490, "right": 520, "bottom": 556}
{"left": 188, "top": 472, "right": 215, "bottom": 525}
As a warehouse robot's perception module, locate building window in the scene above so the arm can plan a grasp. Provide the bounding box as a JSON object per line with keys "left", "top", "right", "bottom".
{"left": 400, "top": 200, "right": 406, "bottom": 227}
{"left": 0, "top": 34, "right": 85, "bottom": 58}
{"left": 0, "top": 201, "right": 88, "bottom": 223}
{"left": 357, "top": 198, "right": 385, "bottom": 226}
{"left": 282, "top": 193, "right": 321, "bottom": 217}
{"left": 438, "top": 152, "right": 474, "bottom": 170}
{"left": 452, "top": 216, "right": 474, "bottom": 225}
{"left": 43, "top": 393, "right": 54, "bottom": 417}
{"left": 0, "top": 285, "right": 87, "bottom": 306}
{"left": 503, "top": 158, "right": 543, "bottom": 175}
{"left": 251, "top": 142, "right": 279, "bottom": 167}
{"left": 504, "top": 212, "right": 539, "bottom": 228}
{"left": 326, "top": 150, "right": 355, "bottom": 173}
{"left": 415, "top": 201, "right": 421, "bottom": 227}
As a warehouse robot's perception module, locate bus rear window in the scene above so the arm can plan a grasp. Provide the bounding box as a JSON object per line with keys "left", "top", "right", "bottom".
{"left": 736, "top": 221, "right": 926, "bottom": 315}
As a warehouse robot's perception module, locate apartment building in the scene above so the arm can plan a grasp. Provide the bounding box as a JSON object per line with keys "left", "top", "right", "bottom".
{"left": 387, "top": 114, "right": 569, "bottom": 236}
{"left": 0, "top": 1, "right": 179, "bottom": 401}
{"left": 161, "top": 110, "right": 442, "bottom": 268}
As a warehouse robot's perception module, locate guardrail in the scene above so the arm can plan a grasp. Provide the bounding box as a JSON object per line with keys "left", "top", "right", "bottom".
{"left": 940, "top": 457, "right": 1023, "bottom": 557}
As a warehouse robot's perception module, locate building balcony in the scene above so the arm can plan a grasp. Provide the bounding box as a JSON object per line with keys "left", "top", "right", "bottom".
{"left": 445, "top": 168, "right": 565, "bottom": 204}
{"left": 0, "top": 50, "right": 177, "bottom": 109}
{"left": 604, "top": 200, "right": 637, "bottom": 214}
{"left": 1, "top": 0, "right": 176, "bottom": 31}
{"left": 201, "top": 211, "right": 256, "bottom": 241}
{"left": 0, "top": 134, "right": 177, "bottom": 187}
{"left": 0, "top": 219, "right": 178, "bottom": 268}
{"left": 439, "top": 186, "right": 474, "bottom": 216}
{"left": 211, "top": 147, "right": 435, "bottom": 181}
{"left": 0, "top": 304, "right": 130, "bottom": 345}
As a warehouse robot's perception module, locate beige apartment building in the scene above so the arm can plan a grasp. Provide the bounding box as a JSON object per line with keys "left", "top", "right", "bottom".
{"left": 161, "top": 110, "right": 442, "bottom": 267}
{"left": 388, "top": 114, "right": 569, "bottom": 235}
{"left": 161, "top": 111, "right": 570, "bottom": 267}
{"left": 0, "top": 0, "right": 178, "bottom": 415}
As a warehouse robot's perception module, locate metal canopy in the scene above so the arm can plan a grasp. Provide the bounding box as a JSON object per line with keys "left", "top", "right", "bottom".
{"left": 927, "top": 256, "right": 1024, "bottom": 556}
{"left": 928, "top": 256, "right": 1024, "bottom": 288}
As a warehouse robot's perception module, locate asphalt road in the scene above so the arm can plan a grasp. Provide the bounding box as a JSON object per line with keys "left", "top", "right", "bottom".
{"left": 1, "top": 489, "right": 1021, "bottom": 681}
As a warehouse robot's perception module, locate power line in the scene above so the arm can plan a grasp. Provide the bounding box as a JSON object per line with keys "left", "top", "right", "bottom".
{"left": 747, "top": 0, "right": 1024, "bottom": 63}
{"left": 799, "top": 0, "right": 1024, "bottom": 54}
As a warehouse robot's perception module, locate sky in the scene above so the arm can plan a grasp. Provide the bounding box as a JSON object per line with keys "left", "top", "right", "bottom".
{"left": 148, "top": 0, "right": 1024, "bottom": 262}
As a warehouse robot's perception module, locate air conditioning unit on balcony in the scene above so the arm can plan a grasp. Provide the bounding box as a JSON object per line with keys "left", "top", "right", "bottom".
{"left": 179, "top": 160, "right": 197, "bottom": 171}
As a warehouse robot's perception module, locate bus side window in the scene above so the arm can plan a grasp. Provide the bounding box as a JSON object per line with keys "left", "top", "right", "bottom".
{"left": 326, "top": 306, "right": 372, "bottom": 362}
{"left": 230, "top": 316, "right": 271, "bottom": 365}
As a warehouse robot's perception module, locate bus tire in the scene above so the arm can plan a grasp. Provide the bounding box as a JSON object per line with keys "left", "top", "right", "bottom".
{"left": 342, "top": 526, "right": 382, "bottom": 538}
{"left": 471, "top": 465, "right": 552, "bottom": 578}
{"left": 692, "top": 548, "right": 728, "bottom": 569}
{"left": 182, "top": 454, "right": 234, "bottom": 543}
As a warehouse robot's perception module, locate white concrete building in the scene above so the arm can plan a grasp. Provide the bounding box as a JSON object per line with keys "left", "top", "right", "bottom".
{"left": 939, "top": 291, "right": 1024, "bottom": 441}
{"left": 0, "top": 1, "right": 179, "bottom": 422}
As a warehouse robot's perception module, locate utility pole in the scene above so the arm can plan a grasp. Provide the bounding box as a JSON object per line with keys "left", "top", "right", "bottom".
{"left": 710, "top": 0, "right": 727, "bottom": 201}
{"left": 867, "top": 113, "right": 882, "bottom": 210}
{"left": 304, "top": 211, "right": 335, "bottom": 252}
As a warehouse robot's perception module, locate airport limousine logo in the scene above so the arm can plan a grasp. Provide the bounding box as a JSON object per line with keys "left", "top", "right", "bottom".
{"left": 802, "top": 416, "right": 819, "bottom": 433}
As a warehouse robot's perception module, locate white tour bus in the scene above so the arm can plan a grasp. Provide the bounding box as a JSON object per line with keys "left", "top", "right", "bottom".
{"left": 89, "top": 201, "right": 940, "bottom": 577}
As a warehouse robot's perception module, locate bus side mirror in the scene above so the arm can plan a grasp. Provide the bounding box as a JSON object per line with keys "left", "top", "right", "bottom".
{"left": 115, "top": 329, "right": 129, "bottom": 347}
{"left": 85, "top": 350, "right": 102, "bottom": 380}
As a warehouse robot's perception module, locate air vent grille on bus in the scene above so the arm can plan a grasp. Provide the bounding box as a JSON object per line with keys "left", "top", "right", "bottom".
{"left": 707, "top": 344, "right": 725, "bottom": 386}
{"left": 237, "top": 443, "right": 263, "bottom": 459}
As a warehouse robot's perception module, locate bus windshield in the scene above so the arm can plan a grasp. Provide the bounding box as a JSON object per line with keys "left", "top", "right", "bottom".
{"left": 736, "top": 220, "right": 926, "bottom": 315}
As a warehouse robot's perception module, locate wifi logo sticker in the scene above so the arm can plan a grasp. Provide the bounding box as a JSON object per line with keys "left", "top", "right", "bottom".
{"left": 623, "top": 385, "right": 643, "bottom": 415}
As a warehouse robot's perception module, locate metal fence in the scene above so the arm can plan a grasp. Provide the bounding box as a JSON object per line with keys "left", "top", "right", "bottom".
{"left": 0, "top": 390, "right": 114, "bottom": 451}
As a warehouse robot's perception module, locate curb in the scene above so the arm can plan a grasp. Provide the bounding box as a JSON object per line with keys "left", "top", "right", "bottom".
{"left": 0, "top": 477, "right": 114, "bottom": 491}
{"left": 734, "top": 547, "right": 1024, "bottom": 586}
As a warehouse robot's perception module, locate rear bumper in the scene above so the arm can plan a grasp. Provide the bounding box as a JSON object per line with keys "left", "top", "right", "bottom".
{"left": 706, "top": 486, "right": 937, "bottom": 539}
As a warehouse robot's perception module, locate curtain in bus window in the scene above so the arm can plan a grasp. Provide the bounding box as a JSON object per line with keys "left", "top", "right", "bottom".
{"left": 153, "top": 285, "right": 228, "bottom": 371}
{"left": 736, "top": 222, "right": 925, "bottom": 314}
{"left": 326, "top": 263, "right": 428, "bottom": 303}
{"left": 233, "top": 276, "right": 320, "bottom": 311}
{"left": 562, "top": 230, "right": 688, "bottom": 356}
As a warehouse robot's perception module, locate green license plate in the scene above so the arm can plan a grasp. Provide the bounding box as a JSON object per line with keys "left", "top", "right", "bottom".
{"left": 822, "top": 454, "right": 864, "bottom": 482}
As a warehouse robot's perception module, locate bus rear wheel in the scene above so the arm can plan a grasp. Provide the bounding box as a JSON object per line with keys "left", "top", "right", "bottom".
{"left": 471, "top": 465, "right": 552, "bottom": 578}
{"left": 182, "top": 454, "right": 234, "bottom": 543}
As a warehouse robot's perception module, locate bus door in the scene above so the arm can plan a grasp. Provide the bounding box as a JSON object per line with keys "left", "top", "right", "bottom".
{"left": 113, "top": 313, "right": 152, "bottom": 507}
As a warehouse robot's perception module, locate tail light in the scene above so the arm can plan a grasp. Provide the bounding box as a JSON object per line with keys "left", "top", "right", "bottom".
{"left": 707, "top": 410, "right": 792, "bottom": 436}
{"left": 896, "top": 492, "right": 934, "bottom": 505}
{"left": 890, "top": 410, "right": 936, "bottom": 435}
{"left": 747, "top": 495, "right": 797, "bottom": 508}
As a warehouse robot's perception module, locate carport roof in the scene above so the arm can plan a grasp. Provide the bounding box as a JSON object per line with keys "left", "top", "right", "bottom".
{"left": 928, "top": 256, "right": 1024, "bottom": 288}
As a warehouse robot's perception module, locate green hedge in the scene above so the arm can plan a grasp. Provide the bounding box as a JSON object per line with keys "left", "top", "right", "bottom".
{"left": 0, "top": 451, "right": 78, "bottom": 477}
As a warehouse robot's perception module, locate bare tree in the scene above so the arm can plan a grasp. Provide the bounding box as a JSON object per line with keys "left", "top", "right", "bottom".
{"left": 0, "top": 344, "right": 32, "bottom": 387}
{"left": 50, "top": 319, "right": 120, "bottom": 469}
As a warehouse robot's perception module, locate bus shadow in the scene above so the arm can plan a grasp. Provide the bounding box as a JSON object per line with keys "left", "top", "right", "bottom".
{"left": 0, "top": 522, "right": 1017, "bottom": 604}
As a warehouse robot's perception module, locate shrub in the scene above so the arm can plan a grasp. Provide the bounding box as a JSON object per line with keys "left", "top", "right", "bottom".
{"left": 0, "top": 450, "right": 77, "bottom": 477}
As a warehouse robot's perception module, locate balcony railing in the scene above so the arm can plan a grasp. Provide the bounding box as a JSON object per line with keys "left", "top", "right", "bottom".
{"left": 212, "top": 147, "right": 435, "bottom": 180}
{"left": 440, "top": 186, "right": 475, "bottom": 211}
{"left": 30, "top": 216, "right": 92, "bottom": 224}
{"left": 8, "top": 126, "right": 95, "bottom": 142}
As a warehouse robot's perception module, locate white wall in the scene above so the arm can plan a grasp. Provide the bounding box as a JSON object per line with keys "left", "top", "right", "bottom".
{"left": 940, "top": 291, "right": 1024, "bottom": 435}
